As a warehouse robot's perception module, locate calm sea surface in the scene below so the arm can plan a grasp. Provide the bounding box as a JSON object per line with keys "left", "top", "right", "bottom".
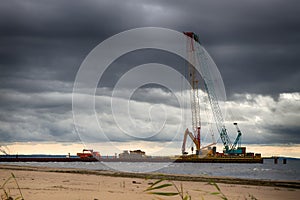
{"left": 1, "top": 158, "right": 299, "bottom": 181}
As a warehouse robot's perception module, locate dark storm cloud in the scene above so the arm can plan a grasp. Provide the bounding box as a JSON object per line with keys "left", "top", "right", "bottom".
{"left": 0, "top": 1, "right": 300, "bottom": 93}
{"left": 1, "top": 0, "right": 299, "bottom": 95}
{"left": 156, "top": 0, "right": 300, "bottom": 96}
{"left": 0, "top": 0, "right": 299, "bottom": 145}
{"left": 264, "top": 125, "right": 300, "bottom": 144}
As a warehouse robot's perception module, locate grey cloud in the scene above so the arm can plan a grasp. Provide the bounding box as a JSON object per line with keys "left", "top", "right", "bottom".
{"left": 0, "top": 108, "right": 78, "bottom": 142}
{"left": 1, "top": 86, "right": 299, "bottom": 145}
{"left": 226, "top": 93, "right": 300, "bottom": 144}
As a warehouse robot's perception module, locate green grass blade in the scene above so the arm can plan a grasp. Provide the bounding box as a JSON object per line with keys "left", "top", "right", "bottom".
{"left": 210, "top": 192, "right": 220, "bottom": 195}
{"left": 1, "top": 187, "right": 9, "bottom": 199}
{"left": 1, "top": 176, "right": 13, "bottom": 188}
{"left": 211, "top": 182, "right": 221, "bottom": 192}
{"left": 1, "top": 175, "right": 13, "bottom": 199}
{"left": 148, "top": 192, "right": 179, "bottom": 196}
{"left": 144, "top": 183, "right": 173, "bottom": 191}
{"left": 149, "top": 179, "right": 165, "bottom": 188}
{"left": 11, "top": 173, "right": 24, "bottom": 199}
{"left": 172, "top": 182, "right": 184, "bottom": 199}
{"left": 180, "top": 183, "right": 183, "bottom": 195}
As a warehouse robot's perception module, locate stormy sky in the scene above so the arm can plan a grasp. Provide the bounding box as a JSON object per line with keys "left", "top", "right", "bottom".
{"left": 0, "top": 0, "right": 300, "bottom": 154}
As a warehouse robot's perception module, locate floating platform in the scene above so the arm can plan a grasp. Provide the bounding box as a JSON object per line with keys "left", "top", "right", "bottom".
{"left": 174, "top": 157, "right": 263, "bottom": 163}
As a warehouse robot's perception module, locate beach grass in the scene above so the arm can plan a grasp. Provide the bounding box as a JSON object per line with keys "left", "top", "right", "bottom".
{"left": 1, "top": 173, "right": 24, "bottom": 200}
{"left": 144, "top": 178, "right": 234, "bottom": 200}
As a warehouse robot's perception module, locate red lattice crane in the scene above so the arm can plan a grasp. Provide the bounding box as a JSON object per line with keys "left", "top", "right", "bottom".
{"left": 181, "top": 32, "right": 201, "bottom": 155}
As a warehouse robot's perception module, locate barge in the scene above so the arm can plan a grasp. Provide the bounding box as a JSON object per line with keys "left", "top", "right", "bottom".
{"left": 0, "top": 155, "right": 263, "bottom": 163}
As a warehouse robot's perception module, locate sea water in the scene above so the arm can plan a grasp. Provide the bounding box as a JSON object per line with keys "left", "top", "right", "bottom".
{"left": 1, "top": 158, "right": 299, "bottom": 181}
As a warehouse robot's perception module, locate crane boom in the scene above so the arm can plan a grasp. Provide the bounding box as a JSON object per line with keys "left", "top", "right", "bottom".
{"left": 203, "top": 82, "right": 232, "bottom": 151}
{"left": 193, "top": 38, "right": 242, "bottom": 154}
{"left": 195, "top": 46, "right": 233, "bottom": 152}
{"left": 181, "top": 128, "right": 200, "bottom": 155}
{"left": 232, "top": 123, "right": 242, "bottom": 149}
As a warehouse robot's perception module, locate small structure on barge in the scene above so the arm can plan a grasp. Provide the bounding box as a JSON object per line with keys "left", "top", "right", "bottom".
{"left": 119, "top": 149, "right": 147, "bottom": 159}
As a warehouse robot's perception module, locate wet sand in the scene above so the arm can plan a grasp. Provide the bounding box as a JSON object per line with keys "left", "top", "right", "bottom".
{"left": 0, "top": 164, "right": 299, "bottom": 199}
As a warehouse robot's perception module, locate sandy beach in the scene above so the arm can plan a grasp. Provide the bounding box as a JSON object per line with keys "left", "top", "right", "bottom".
{"left": 0, "top": 164, "right": 299, "bottom": 200}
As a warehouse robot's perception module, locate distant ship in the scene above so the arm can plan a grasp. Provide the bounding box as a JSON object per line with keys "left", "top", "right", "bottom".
{"left": 77, "top": 149, "right": 100, "bottom": 159}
